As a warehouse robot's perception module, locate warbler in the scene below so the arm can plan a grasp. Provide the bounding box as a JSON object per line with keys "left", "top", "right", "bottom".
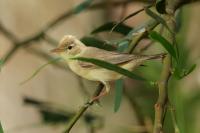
{"left": 51, "top": 35, "right": 165, "bottom": 100}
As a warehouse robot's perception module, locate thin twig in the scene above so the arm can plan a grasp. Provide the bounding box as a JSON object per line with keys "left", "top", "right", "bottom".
{"left": 63, "top": 83, "right": 104, "bottom": 133}
{"left": 169, "top": 106, "right": 180, "bottom": 133}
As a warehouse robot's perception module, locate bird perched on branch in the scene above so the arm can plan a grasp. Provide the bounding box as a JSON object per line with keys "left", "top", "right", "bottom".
{"left": 51, "top": 35, "right": 165, "bottom": 101}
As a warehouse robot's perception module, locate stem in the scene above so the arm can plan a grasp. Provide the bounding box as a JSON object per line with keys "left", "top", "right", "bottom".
{"left": 3, "top": 45, "right": 19, "bottom": 63}
{"left": 63, "top": 83, "right": 104, "bottom": 133}
{"left": 153, "top": 13, "right": 175, "bottom": 133}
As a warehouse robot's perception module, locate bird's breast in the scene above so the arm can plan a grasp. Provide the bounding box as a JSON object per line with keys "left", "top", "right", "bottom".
{"left": 67, "top": 60, "right": 94, "bottom": 80}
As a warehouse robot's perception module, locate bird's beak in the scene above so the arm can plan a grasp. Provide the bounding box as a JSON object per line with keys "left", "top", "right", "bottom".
{"left": 50, "top": 47, "right": 65, "bottom": 53}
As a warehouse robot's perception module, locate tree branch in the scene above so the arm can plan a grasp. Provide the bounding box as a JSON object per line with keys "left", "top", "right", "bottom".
{"left": 153, "top": 2, "right": 177, "bottom": 133}
{"left": 152, "top": 0, "right": 198, "bottom": 132}
{"left": 63, "top": 83, "right": 104, "bottom": 133}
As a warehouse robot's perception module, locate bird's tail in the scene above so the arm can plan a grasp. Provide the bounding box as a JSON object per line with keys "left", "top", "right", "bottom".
{"left": 145, "top": 53, "right": 167, "bottom": 60}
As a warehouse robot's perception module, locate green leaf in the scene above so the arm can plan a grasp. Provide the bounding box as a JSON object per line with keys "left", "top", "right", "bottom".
{"left": 0, "top": 60, "right": 3, "bottom": 72}
{"left": 71, "top": 57, "right": 146, "bottom": 81}
{"left": 114, "top": 79, "right": 123, "bottom": 112}
{"left": 73, "top": 0, "right": 94, "bottom": 14}
{"left": 20, "top": 58, "right": 61, "bottom": 85}
{"left": 91, "top": 22, "right": 132, "bottom": 35}
{"left": 174, "top": 64, "right": 196, "bottom": 79}
{"left": 80, "top": 37, "right": 116, "bottom": 51}
{"left": 0, "top": 121, "right": 3, "bottom": 133}
{"left": 145, "top": 8, "right": 173, "bottom": 33}
{"left": 149, "top": 31, "right": 177, "bottom": 59}
{"left": 185, "top": 64, "right": 196, "bottom": 76}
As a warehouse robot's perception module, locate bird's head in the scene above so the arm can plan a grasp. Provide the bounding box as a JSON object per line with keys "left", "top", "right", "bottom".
{"left": 51, "top": 35, "right": 85, "bottom": 59}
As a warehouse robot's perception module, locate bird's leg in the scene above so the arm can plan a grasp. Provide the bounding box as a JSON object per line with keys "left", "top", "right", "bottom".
{"left": 91, "top": 81, "right": 110, "bottom": 102}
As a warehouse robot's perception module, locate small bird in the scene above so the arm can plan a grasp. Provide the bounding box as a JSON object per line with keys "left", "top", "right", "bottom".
{"left": 51, "top": 35, "right": 165, "bottom": 100}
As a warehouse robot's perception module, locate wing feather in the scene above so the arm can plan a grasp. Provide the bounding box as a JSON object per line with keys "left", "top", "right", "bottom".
{"left": 78, "top": 47, "right": 136, "bottom": 68}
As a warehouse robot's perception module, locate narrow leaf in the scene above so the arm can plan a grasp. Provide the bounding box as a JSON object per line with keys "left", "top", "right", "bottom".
{"left": 185, "top": 64, "right": 196, "bottom": 76}
{"left": 91, "top": 22, "right": 132, "bottom": 35}
{"left": 179, "top": 64, "right": 197, "bottom": 79}
{"left": 20, "top": 58, "right": 61, "bottom": 85}
{"left": 149, "top": 31, "right": 177, "bottom": 59}
{"left": 0, "top": 121, "right": 3, "bottom": 133}
{"left": 73, "top": 0, "right": 94, "bottom": 14}
{"left": 72, "top": 57, "right": 145, "bottom": 81}
{"left": 145, "top": 8, "right": 173, "bottom": 33}
{"left": 114, "top": 79, "right": 123, "bottom": 112}
{"left": 0, "top": 59, "right": 3, "bottom": 72}
{"left": 80, "top": 37, "right": 116, "bottom": 51}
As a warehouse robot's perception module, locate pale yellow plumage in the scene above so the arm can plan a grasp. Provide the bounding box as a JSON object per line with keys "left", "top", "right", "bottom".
{"left": 51, "top": 35, "right": 165, "bottom": 100}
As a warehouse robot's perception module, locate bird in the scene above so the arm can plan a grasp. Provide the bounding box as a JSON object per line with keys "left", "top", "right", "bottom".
{"left": 51, "top": 35, "right": 165, "bottom": 101}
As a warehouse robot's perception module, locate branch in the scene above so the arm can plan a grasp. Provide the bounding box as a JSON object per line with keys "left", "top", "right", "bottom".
{"left": 63, "top": 83, "right": 104, "bottom": 133}
{"left": 153, "top": 7, "right": 175, "bottom": 133}
{"left": 152, "top": 0, "right": 198, "bottom": 132}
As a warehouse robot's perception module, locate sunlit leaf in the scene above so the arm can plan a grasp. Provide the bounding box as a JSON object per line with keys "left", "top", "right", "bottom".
{"left": 145, "top": 8, "right": 173, "bottom": 33}
{"left": 80, "top": 37, "right": 116, "bottom": 51}
{"left": 0, "top": 121, "right": 3, "bottom": 133}
{"left": 114, "top": 79, "right": 123, "bottom": 112}
{"left": 149, "top": 31, "right": 177, "bottom": 59}
{"left": 91, "top": 22, "right": 132, "bottom": 35}
{"left": 71, "top": 57, "right": 146, "bottom": 81}
{"left": 20, "top": 58, "right": 61, "bottom": 85}
{"left": 73, "top": 0, "right": 94, "bottom": 14}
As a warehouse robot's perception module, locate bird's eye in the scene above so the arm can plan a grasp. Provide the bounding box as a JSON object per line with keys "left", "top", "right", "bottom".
{"left": 67, "top": 45, "right": 73, "bottom": 50}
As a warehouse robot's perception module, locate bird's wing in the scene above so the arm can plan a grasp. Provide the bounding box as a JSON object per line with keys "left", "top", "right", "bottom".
{"left": 77, "top": 47, "right": 136, "bottom": 68}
